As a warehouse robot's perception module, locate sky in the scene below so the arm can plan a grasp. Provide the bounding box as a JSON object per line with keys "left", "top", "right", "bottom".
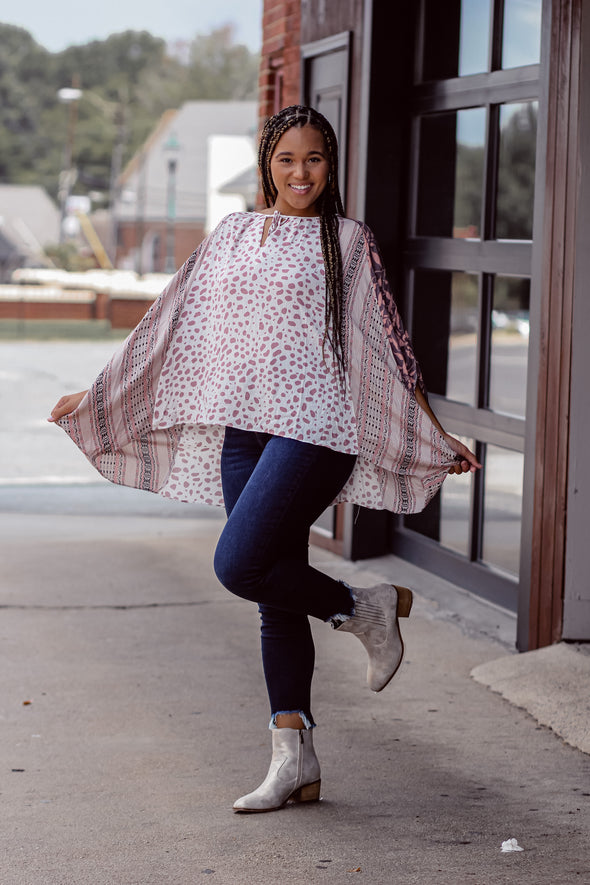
{"left": 1, "top": 0, "right": 263, "bottom": 52}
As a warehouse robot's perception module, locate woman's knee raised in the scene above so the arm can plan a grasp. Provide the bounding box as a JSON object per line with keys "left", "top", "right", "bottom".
{"left": 213, "top": 534, "right": 261, "bottom": 601}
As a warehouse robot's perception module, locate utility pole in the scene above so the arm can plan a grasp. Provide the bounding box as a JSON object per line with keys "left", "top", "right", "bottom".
{"left": 108, "top": 99, "right": 127, "bottom": 266}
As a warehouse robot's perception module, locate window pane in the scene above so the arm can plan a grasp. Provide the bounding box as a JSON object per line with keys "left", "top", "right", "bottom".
{"left": 496, "top": 101, "right": 538, "bottom": 240}
{"left": 454, "top": 109, "right": 487, "bottom": 237}
{"left": 490, "top": 276, "right": 530, "bottom": 416}
{"left": 421, "top": 0, "right": 491, "bottom": 80}
{"left": 440, "top": 436, "right": 474, "bottom": 556}
{"left": 417, "top": 108, "right": 486, "bottom": 238}
{"left": 412, "top": 270, "right": 478, "bottom": 405}
{"left": 502, "top": 0, "right": 542, "bottom": 69}
{"left": 447, "top": 273, "right": 479, "bottom": 405}
{"left": 482, "top": 445, "right": 524, "bottom": 576}
{"left": 459, "top": 0, "right": 492, "bottom": 75}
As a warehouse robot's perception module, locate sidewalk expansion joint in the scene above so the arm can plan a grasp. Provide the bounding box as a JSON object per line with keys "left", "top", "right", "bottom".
{"left": 0, "top": 600, "right": 216, "bottom": 611}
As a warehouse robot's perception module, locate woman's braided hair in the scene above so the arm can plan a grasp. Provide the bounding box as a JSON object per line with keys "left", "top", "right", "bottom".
{"left": 258, "top": 105, "right": 346, "bottom": 374}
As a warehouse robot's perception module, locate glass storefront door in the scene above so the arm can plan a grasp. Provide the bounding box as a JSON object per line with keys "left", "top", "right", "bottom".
{"left": 396, "top": 0, "right": 542, "bottom": 606}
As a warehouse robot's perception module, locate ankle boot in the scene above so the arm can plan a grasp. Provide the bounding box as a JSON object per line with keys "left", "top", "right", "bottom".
{"left": 336, "top": 583, "right": 413, "bottom": 692}
{"left": 233, "top": 727, "right": 321, "bottom": 813}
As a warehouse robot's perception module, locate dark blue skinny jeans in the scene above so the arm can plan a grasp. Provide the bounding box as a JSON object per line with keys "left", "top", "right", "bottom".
{"left": 214, "top": 427, "right": 357, "bottom": 727}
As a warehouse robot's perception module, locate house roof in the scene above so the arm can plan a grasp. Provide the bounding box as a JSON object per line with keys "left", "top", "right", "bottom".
{"left": 119, "top": 109, "right": 179, "bottom": 182}
{"left": 217, "top": 164, "right": 259, "bottom": 200}
{"left": 0, "top": 185, "right": 60, "bottom": 261}
{"left": 116, "top": 100, "right": 257, "bottom": 223}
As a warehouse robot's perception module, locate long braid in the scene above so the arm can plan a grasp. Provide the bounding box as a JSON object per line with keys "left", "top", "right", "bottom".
{"left": 258, "top": 106, "right": 346, "bottom": 376}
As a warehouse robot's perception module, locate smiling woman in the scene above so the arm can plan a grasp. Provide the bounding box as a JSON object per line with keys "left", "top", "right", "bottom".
{"left": 49, "top": 104, "right": 477, "bottom": 816}
{"left": 268, "top": 126, "right": 329, "bottom": 216}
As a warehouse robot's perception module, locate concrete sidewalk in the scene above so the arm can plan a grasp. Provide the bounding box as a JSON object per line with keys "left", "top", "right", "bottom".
{"left": 2, "top": 489, "right": 590, "bottom": 884}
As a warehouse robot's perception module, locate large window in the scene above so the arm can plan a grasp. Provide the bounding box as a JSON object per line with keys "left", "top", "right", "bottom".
{"left": 400, "top": 0, "right": 542, "bottom": 600}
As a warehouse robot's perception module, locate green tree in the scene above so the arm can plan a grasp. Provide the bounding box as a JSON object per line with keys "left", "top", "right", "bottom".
{"left": 0, "top": 23, "right": 259, "bottom": 203}
{"left": 0, "top": 26, "right": 53, "bottom": 183}
{"left": 183, "top": 25, "right": 259, "bottom": 100}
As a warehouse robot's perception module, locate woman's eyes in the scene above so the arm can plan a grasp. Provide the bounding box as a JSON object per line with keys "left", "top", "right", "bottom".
{"left": 277, "top": 156, "right": 323, "bottom": 164}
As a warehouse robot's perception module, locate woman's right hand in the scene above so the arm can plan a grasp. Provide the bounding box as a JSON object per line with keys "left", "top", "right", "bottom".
{"left": 48, "top": 390, "right": 88, "bottom": 423}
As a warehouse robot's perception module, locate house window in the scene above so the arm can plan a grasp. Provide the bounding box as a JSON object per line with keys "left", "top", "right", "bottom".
{"left": 271, "top": 63, "right": 284, "bottom": 115}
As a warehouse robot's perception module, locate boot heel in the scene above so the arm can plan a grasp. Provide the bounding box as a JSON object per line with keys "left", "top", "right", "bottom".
{"left": 291, "top": 779, "right": 321, "bottom": 803}
{"left": 395, "top": 585, "right": 413, "bottom": 618}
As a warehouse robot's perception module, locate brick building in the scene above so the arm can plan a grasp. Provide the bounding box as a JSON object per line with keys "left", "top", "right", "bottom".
{"left": 259, "top": 0, "right": 590, "bottom": 651}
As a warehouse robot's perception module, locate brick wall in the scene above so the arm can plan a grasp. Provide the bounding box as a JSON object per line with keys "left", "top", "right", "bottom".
{"left": 109, "top": 297, "right": 155, "bottom": 329}
{"left": 116, "top": 221, "right": 206, "bottom": 273}
{"left": 259, "top": 0, "right": 302, "bottom": 129}
{"left": 0, "top": 300, "right": 94, "bottom": 322}
{"left": 0, "top": 291, "right": 155, "bottom": 329}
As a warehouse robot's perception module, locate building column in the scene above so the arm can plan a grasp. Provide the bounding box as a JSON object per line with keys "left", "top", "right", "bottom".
{"left": 563, "top": 0, "right": 590, "bottom": 639}
{"left": 519, "top": 0, "right": 582, "bottom": 649}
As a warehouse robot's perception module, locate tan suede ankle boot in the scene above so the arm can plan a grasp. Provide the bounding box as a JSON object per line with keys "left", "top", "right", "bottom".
{"left": 336, "top": 583, "right": 413, "bottom": 691}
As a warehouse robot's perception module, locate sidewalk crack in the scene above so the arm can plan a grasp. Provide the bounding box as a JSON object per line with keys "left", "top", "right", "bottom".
{"left": 0, "top": 600, "right": 216, "bottom": 611}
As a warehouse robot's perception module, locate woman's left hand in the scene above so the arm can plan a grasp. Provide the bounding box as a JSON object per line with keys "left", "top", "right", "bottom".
{"left": 442, "top": 433, "right": 482, "bottom": 475}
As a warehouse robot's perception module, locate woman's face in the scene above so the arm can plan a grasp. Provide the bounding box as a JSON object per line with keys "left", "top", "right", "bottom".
{"left": 269, "top": 124, "right": 329, "bottom": 216}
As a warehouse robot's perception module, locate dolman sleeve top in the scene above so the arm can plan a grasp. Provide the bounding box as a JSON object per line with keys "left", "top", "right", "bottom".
{"left": 57, "top": 211, "right": 457, "bottom": 513}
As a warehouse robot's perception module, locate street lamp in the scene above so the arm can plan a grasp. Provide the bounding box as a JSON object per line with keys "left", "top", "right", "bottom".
{"left": 163, "top": 131, "right": 180, "bottom": 273}
{"left": 57, "top": 85, "right": 127, "bottom": 262}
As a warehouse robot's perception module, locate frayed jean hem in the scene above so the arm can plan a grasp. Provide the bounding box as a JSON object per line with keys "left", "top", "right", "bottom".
{"left": 326, "top": 580, "right": 356, "bottom": 628}
{"left": 269, "top": 710, "right": 315, "bottom": 730}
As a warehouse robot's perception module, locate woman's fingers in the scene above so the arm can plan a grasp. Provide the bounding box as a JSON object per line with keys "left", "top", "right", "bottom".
{"left": 48, "top": 390, "right": 87, "bottom": 422}
{"left": 447, "top": 459, "right": 471, "bottom": 475}
{"left": 443, "top": 433, "right": 482, "bottom": 474}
